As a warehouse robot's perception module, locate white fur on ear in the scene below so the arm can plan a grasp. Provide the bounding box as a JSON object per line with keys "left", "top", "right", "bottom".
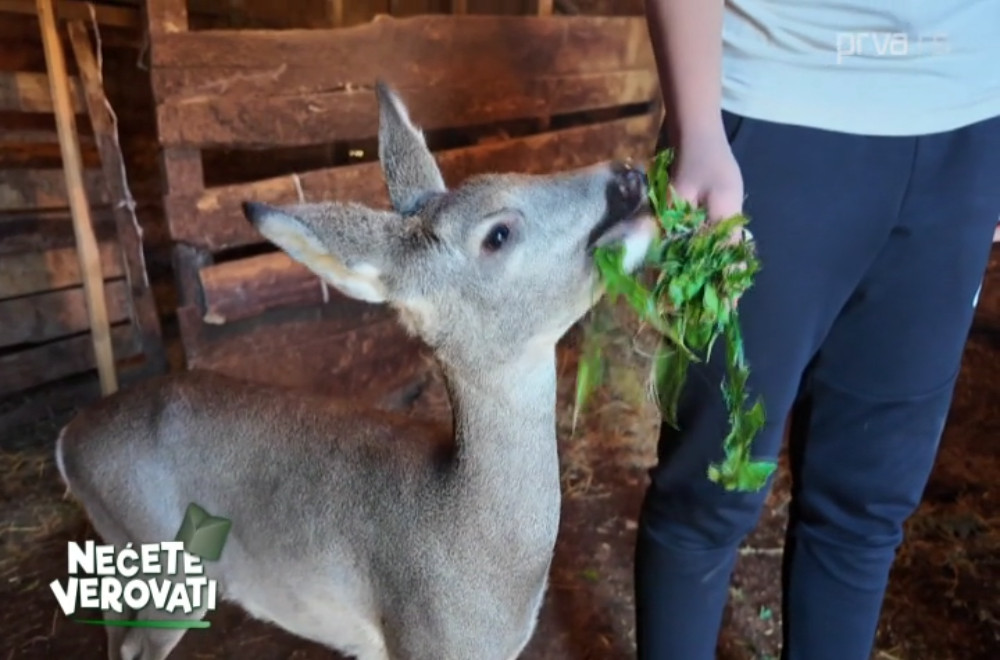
{"left": 255, "top": 210, "right": 388, "bottom": 304}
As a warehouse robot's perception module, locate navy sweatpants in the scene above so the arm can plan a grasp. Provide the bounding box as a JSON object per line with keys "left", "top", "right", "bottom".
{"left": 634, "top": 110, "right": 1000, "bottom": 660}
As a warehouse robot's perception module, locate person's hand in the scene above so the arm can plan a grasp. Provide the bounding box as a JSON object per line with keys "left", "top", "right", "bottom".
{"left": 670, "top": 128, "right": 745, "bottom": 224}
{"left": 671, "top": 128, "right": 751, "bottom": 307}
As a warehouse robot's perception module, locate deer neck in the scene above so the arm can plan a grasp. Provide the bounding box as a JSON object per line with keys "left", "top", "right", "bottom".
{"left": 439, "top": 343, "right": 562, "bottom": 545}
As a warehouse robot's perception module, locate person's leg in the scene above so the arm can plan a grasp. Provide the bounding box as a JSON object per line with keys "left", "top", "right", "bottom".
{"left": 635, "top": 114, "right": 918, "bottom": 659}
{"left": 780, "top": 114, "right": 1000, "bottom": 660}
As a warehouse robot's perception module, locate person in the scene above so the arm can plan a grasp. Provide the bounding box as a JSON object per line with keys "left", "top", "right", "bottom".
{"left": 634, "top": 1, "right": 1000, "bottom": 658}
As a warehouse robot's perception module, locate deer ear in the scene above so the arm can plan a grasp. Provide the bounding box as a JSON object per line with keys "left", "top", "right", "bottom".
{"left": 242, "top": 201, "right": 391, "bottom": 304}
{"left": 376, "top": 80, "right": 446, "bottom": 214}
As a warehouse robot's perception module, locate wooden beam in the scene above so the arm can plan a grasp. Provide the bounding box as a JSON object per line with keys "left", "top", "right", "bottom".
{"left": 150, "top": 16, "right": 653, "bottom": 75}
{"left": 154, "top": 68, "right": 657, "bottom": 148}
{"left": 0, "top": 206, "right": 118, "bottom": 255}
{"left": 0, "top": 322, "right": 140, "bottom": 398}
{"left": 0, "top": 141, "right": 100, "bottom": 168}
{"left": 146, "top": 0, "right": 188, "bottom": 35}
{"left": 0, "top": 278, "right": 130, "bottom": 348}
{"left": 36, "top": 0, "right": 117, "bottom": 394}
{"left": 0, "top": 168, "right": 107, "bottom": 211}
{"left": 69, "top": 19, "right": 167, "bottom": 376}
{"left": 0, "top": 0, "right": 140, "bottom": 28}
{"left": 166, "top": 112, "right": 658, "bottom": 252}
{"left": 0, "top": 71, "right": 84, "bottom": 113}
{"left": 0, "top": 242, "right": 123, "bottom": 300}
{"left": 180, "top": 307, "right": 429, "bottom": 405}
{"left": 200, "top": 252, "right": 327, "bottom": 324}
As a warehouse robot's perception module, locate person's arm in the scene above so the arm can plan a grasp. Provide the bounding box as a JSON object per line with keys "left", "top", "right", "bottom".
{"left": 645, "top": 0, "right": 726, "bottom": 146}
{"left": 645, "top": 0, "right": 743, "bottom": 222}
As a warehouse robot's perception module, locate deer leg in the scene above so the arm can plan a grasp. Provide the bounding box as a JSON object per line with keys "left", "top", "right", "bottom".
{"left": 69, "top": 495, "right": 137, "bottom": 659}
{"left": 118, "top": 569, "right": 209, "bottom": 660}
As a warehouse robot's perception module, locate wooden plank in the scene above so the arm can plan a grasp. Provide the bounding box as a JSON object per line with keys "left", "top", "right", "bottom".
{"left": 159, "top": 147, "right": 203, "bottom": 195}
{"left": 165, "top": 112, "right": 658, "bottom": 251}
{"left": 150, "top": 15, "right": 653, "bottom": 78}
{"left": 200, "top": 251, "right": 328, "bottom": 324}
{"left": 69, "top": 19, "right": 167, "bottom": 376}
{"left": 146, "top": 0, "right": 188, "bottom": 34}
{"left": 0, "top": 141, "right": 100, "bottom": 168}
{"left": 0, "top": 38, "right": 53, "bottom": 73}
{"left": 0, "top": 206, "right": 117, "bottom": 255}
{"left": 155, "top": 68, "right": 657, "bottom": 147}
{"left": 0, "top": 168, "right": 107, "bottom": 210}
{"left": 0, "top": 0, "right": 140, "bottom": 28}
{"left": 0, "top": 112, "right": 95, "bottom": 139}
{"left": 0, "top": 278, "right": 130, "bottom": 348}
{"left": 0, "top": 242, "right": 124, "bottom": 299}
{"left": 0, "top": 322, "right": 140, "bottom": 399}
{"left": 181, "top": 305, "right": 432, "bottom": 403}
{"left": 36, "top": 0, "right": 117, "bottom": 394}
{"left": 0, "top": 71, "right": 84, "bottom": 113}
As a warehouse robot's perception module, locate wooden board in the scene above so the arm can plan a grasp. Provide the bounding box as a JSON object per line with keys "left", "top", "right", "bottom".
{"left": 0, "top": 0, "right": 140, "bottom": 28}
{"left": 0, "top": 167, "right": 107, "bottom": 210}
{"left": 150, "top": 16, "right": 652, "bottom": 73}
{"left": 0, "top": 278, "right": 130, "bottom": 348}
{"left": 199, "top": 251, "right": 329, "bottom": 324}
{"left": 0, "top": 71, "right": 84, "bottom": 113}
{"left": 150, "top": 15, "right": 655, "bottom": 147}
{"left": 177, "top": 303, "right": 433, "bottom": 402}
{"left": 155, "top": 69, "right": 656, "bottom": 148}
{"left": 0, "top": 141, "right": 100, "bottom": 168}
{"left": 0, "top": 206, "right": 117, "bottom": 254}
{"left": 0, "top": 242, "right": 124, "bottom": 299}
{"left": 0, "top": 322, "right": 140, "bottom": 398}
{"left": 165, "top": 112, "right": 658, "bottom": 251}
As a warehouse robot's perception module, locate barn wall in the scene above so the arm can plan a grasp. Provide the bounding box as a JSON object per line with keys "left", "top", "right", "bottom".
{"left": 0, "top": 6, "right": 172, "bottom": 428}
{"left": 144, "top": 0, "right": 661, "bottom": 402}
{"left": 0, "top": 0, "right": 659, "bottom": 429}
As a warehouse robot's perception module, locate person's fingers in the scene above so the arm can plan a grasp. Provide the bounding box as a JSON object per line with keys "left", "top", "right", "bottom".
{"left": 670, "top": 179, "right": 702, "bottom": 207}
{"left": 705, "top": 187, "right": 743, "bottom": 224}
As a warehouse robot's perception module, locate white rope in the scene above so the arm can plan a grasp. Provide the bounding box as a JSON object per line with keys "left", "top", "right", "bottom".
{"left": 86, "top": 3, "right": 148, "bottom": 289}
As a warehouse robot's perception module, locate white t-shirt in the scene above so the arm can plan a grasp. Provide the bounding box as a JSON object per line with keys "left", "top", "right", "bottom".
{"left": 720, "top": 0, "right": 1000, "bottom": 136}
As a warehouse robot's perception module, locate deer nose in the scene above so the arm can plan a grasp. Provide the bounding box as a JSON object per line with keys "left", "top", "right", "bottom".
{"left": 607, "top": 161, "right": 648, "bottom": 217}
{"left": 611, "top": 161, "right": 647, "bottom": 205}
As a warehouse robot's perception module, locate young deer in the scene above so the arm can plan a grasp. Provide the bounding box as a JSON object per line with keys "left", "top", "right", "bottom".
{"left": 55, "top": 82, "right": 656, "bottom": 660}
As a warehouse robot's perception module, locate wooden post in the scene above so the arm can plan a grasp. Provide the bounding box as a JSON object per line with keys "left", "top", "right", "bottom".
{"left": 327, "top": 0, "right": 345, "bottom": 25}
{"left": 36, "top": 0, "right": 118, "bottom": 394}
{"left": 451, "top": 0, "right": 468, "bottom": 13}
{"left": 67, "top": 20, "right": 167, "bottom": 377}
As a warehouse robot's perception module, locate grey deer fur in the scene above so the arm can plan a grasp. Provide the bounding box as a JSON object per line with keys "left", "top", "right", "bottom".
{"left": 55, "top": 82, "right": 656, "bottom": 660}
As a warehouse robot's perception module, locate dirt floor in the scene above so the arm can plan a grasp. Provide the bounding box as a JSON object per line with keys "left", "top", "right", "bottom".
{"left": 2, "top": 246, "right": 998, "bottom": 660}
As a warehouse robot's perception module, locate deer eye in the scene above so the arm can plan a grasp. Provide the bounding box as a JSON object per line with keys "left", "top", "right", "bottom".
{"left": 482, "top": 223, "right": 511, "bottom": 253}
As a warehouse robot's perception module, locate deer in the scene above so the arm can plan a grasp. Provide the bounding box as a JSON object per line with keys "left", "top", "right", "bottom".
{"left": 54, "top": 81, "right": 657, "bottom": 660}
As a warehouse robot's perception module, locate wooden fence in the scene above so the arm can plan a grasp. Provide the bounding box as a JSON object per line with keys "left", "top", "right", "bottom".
{"left": 0, "top": 5, "right": 165, "bottom": 415}
{"left": 146, "top": 0, "right": 661, "bottom": 400}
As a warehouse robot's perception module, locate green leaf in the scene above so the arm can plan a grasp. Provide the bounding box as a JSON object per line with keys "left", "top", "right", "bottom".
{"left": 582, "top": 147, "right": 767, "bottom": 493}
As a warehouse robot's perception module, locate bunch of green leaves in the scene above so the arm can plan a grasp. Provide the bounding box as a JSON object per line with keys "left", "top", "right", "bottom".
{"left": 574, "top": 149, "right": 776, "bottom": 492}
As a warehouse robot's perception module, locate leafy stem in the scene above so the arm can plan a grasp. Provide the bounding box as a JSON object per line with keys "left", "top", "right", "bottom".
{"left": 574, "top": 149, "right": 776, "bottom": 492}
